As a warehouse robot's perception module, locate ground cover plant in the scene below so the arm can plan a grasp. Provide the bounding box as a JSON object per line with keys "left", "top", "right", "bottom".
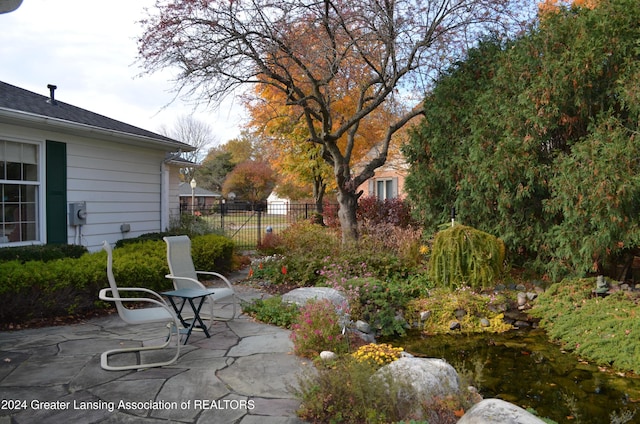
{"left": 406, "top": 286, "right": 513, "bottom": 334}
{"left": 531, "top": 277, "right": 640, "bottom": 374}
{"left": 241, "top": 295, "right": 299, "bottom": 328}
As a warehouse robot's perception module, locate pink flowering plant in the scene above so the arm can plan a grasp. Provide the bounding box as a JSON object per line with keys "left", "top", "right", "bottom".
{"left": 290, "top": 299, "right": 348, "bottom": 358}
{"left": 318, "top": 258, "right": 374, "bottom": 317}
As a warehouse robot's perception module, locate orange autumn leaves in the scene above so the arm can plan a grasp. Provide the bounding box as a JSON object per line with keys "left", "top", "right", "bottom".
{"left": 538, "top": 0, "right": 600, "bottom": 15}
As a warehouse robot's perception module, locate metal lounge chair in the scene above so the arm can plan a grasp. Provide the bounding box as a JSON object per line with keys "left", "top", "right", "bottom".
{"left": 98, "top": 241, "right": 181, "bottom": 371}
{"left": 163, "top": 235, "right": 238, "bottom": 327}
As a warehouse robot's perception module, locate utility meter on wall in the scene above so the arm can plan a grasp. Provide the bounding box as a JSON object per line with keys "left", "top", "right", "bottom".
{"left": 69, "top": 202, "right": 87, "bottom": 226}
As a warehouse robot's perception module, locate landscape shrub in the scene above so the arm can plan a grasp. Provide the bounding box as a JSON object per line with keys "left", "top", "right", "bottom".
{"left": 321, "top": 201, "right": 340, "bottom": 228}
{"left": 294, "top": 358, "right": 406, "bottom": 423}
{"left": 115, "top": 232, "right": 171, "bottom": 248}
{"left": 256, "top": 220, "right": 421, "bottom": 288}
{"left": 290, "top": 299, "right": 347, "bottom": 358}
{"left": 0, "top": 243, "right": 88, "bottom": 263}
{"left": 191, "top": 233, "right": 235, "bottom": 274}
{"left": 279, "top": 219, "right": 340, "bottom": 256}
{"left": 357, "top": 195, "right": 415, "bottom": 228}
{"left": 169, "top": 213, "right": 220, "bottom": 237}
{"left": 360, "top": 222, "right": 427, "bottom": 268}
{"left": 429, "top": 224, "right": 505, "bottom": 290}
{"left": 322, "top": 276, "right": 398, "bottom": 336}
{"left": 317, "top": 257, "right": 431, "bottom": 336}
{"left": 0, "top": 253, "right": 107, "bottom": 324}
{"left": 256, "top": 231, "right": 284, "bottom": 255}
{"left": 111, "top": 240, "right": 170, "bottom": 292}
{"left": 264, "top": 220, "right": 341, "bottom": 286}
{"left": 0, "top": 234, "right": 235, "bottom": 327}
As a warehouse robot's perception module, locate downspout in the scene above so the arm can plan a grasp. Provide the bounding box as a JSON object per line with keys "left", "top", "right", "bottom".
{"left": 160, "top": 161, "right": 169, "bottom": 231}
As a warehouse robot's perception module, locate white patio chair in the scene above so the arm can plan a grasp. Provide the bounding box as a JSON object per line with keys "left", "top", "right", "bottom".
{"left": 99, "top": 241, "right": 181, "bottom": 371}
{"left": 164, "top": 235, "right": 238, "bottom": 327}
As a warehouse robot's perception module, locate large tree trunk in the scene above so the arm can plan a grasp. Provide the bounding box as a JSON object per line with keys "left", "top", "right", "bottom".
{"left": 313, "top": 175, "right": 326, "bottom": 217}
{"left": 337, "top": 188, "right": 359, "bottom": 244}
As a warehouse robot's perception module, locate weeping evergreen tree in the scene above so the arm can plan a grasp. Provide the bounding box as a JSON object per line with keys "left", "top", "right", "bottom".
{"left": 429, "top": 224, "right": 505, "bottom": 290}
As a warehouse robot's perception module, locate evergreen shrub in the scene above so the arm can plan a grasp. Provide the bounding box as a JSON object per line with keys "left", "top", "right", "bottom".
{"left": 0, "top": 244, "right": 88, "bottom": 263}
{"left": 429, "top": 224, "right": 505, "bottom": 290}
{"left": 0, "top": 234, "right": 235, "bottom": 326}
{"left": 191, "top": 233, "right": 235, "bottom": 274}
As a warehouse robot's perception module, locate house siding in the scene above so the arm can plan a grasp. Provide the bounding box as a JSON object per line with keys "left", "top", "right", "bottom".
{"left": 168, "top": 166, "right": 182, "bottom": 222}
{"left": 0, "top": 121, "right": 169, "bottom": 251}
{"left": 66, "top": 138, "right": 165, "bottom": 249}
{"left": 359, "top": 168, "right": 407, "bottom": 199}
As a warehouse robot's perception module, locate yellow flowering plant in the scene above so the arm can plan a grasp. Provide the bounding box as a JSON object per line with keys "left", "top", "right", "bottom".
{"left": 352, "top": 343, "right": 403, "bottom": 368}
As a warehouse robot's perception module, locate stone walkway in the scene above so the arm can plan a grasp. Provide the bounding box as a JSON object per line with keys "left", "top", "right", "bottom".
{"left": 0, "top": 280, "right": 311, "bottom": 424}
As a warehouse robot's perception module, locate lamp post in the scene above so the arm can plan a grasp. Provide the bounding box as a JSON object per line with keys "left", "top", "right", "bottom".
{"left": 190, "top": 178, "right": 197, "bottom": 215}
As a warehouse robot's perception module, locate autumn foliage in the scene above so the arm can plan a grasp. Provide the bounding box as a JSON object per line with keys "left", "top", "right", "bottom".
{"left": 221, "top": 160, "right": 276, "bottom": 204}
{"left": 137, "top": 0, "right": 532, "bottom": 243}
{"left": 538, "top": 0, "right": 600, "bottom": 15}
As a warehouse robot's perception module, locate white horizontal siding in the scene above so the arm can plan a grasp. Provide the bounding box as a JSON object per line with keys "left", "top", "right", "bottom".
{"left": 66, "top": 139, "right": 165, "bottom": 250}
{"left": 0, "top": 121, "right": 181, "bottom": 251}
{"left": 167, "top": 165, "right": 182, "bottom": 222}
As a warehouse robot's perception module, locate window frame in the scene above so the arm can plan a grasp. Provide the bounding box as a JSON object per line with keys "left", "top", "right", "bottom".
{"left": 0, "top": 138, "right": 44, "bottom": 246}
{"left": 374, "top": 177, "right": 397, "bottom": 200}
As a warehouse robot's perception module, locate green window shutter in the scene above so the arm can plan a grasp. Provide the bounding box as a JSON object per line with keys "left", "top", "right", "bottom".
{"left": 46, "top": 140, "right": 67, "bottom": 244}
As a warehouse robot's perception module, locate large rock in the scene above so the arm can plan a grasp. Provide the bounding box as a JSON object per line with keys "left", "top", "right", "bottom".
{"left": 457, "top": 399, "right": 547, "bottom": 424}
{"left": 282, "top": 287, "right": 348, "bottom": 309}
{"left": 375, "top": 357, "right": 460, "bottom": 400}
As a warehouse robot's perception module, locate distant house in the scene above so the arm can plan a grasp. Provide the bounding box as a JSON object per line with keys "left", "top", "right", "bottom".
{"left": 266, "top": 191, "right": 291, "bottom": 215}
{"left": 356, "top": 143, "right": 409, "bottom": 200}
{"left": 178, "top": 182, "right": 221, "bottom": 214}
{"left": 0, "top": 81, "right": 194, "bottom": 251}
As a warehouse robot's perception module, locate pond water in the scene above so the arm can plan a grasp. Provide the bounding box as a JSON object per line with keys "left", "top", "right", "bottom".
{"left": 382, "top": 329, "right": 640, "bottom": 423}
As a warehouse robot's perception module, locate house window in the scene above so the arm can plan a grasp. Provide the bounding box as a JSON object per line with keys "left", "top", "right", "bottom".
{"left": 375, "top": 178, "right": 396, "bottom": 200}
{"left": 0, "top": 140, "right": 40, "bottom": 244}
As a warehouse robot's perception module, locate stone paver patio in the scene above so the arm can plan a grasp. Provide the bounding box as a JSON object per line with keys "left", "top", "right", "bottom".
{"left": 0, "top": 284, "right": 311, "bottom": 424}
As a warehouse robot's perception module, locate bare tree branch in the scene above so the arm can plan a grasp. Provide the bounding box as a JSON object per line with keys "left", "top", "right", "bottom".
{"left": 138, "top": 0, "right": 535, "bottom": 241}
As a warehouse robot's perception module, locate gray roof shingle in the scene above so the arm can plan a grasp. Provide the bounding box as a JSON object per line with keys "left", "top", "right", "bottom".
{"left": 0, "top": 81, "right": 190, "bottom": 148}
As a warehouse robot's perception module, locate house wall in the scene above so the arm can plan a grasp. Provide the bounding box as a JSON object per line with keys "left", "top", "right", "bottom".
{"left": 167, "top": 165, "right": 182, "bottom": 226}
{"left": 0, "top": 121, "right": 169, "bottom": 251}
{"left": 358, "top": 167, "right": 407, "bottom": 199}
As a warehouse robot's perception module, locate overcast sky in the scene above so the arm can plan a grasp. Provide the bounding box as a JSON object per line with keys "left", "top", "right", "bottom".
{"left": 0, "top": 0, "right": 244, "bottom": 144}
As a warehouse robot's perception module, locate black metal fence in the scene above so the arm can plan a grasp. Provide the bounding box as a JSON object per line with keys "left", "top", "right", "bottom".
{"left": 182, "top": 202, "right": 330, "bottom": 249}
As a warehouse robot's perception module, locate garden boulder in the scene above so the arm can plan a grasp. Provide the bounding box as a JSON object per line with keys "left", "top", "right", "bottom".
{"left": 375, "top": 357, "right": 460, "bottom": 400}
{"left": 457, "top": 398, "right": 547, "bottom": 424}
{"left": 282, "top": 287, "right": 347, "bottom": 309}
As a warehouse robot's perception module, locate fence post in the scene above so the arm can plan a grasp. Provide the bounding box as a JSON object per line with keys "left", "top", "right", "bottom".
{"left": 257, "top": 210, "right": 262, "bottom": 247}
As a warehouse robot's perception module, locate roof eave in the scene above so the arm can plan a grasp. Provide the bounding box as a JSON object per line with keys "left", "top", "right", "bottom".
{"left": 0, "top": 107, "right": 196, "bottom": 152}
